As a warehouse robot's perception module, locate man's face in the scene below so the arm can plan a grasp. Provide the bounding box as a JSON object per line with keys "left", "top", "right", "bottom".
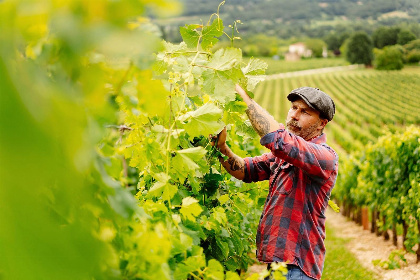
{"left": 286, "top": 99, "right": 327, "bottom": 140}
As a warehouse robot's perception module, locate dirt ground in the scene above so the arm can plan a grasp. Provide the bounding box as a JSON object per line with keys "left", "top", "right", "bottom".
{"left": 245, "top": 209, "right": 420, "bottom": 280}
{"left": 325, "top": 208, "right": 420, "bottom": 280}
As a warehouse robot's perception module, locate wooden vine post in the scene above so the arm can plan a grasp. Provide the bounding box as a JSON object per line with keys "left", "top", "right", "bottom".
{"left": 361, "top": 207, "right": 369, "bottom": 230}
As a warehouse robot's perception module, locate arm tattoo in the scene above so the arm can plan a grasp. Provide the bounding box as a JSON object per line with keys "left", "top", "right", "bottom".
{"left": 227, "top": 157, "right": 244, "bottom": 172}
{"left": 245, "top": 102, "right": 271, "bottom": 137}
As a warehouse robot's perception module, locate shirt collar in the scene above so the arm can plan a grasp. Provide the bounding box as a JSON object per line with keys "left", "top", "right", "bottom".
{"left": 278, "top": 123, "right": 327, "bottom": 145}
{"left": 309, "top": 133, "right": 326, "bottom": 144}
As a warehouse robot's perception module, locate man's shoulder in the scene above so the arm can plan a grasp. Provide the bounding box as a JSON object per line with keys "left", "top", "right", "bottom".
{"left": 319, "top": 142, "right": 339, "bottom": 161}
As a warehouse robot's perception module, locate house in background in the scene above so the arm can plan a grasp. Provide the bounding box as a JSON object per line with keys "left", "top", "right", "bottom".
{"left": 285, "top": 42, "right": 312, "bottom": 61}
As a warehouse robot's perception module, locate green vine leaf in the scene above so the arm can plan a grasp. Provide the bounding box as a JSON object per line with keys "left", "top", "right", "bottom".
{"left": 174, "top": 254, "right": 206, "bottom": 280}
{"left": 174, "top": 147, "right": 207, "bottom": 172}
{"left": 205, "top": 259, "right": 224, "bottom": 280}
{"left": 202, "top": 67, "right": 243, "bottom": 103}
{"left": 241, "top": 58, "right": 268, "bottom": 91}
{"left": 207, "top": 48, "right": 242, "bottom": 71}
{"left": 178, "top": 102, "right": 224, "bottom": 138}
{"left": 180, "top": 24, "right": 201, "bottom": 49}
{"left": 148, "top": 172, "right": 178, "bottom": 200}
{"left": 328, "top": 200, "right": 340, "bottom": 213}
{"left": 180, "top": 197, "right": 203, "bottom": 221}
{"left": 201, "top": 18, "right": 224, "bottom": 50}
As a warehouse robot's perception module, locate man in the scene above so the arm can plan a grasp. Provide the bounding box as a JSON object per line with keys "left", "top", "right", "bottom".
{"left": 213, "top": 85, "right": 338, "bottom": 280}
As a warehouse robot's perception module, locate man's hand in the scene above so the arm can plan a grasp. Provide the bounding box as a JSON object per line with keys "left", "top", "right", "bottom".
{"left": 209, "top": 127, "right": 245, "bottom": 180}
{"left": 210, "top": 127, "right": 227, "bottom": 150}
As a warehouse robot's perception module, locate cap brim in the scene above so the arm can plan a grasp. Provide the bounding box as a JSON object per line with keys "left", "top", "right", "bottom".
{"left": 287, "top": 92, "right": 316, "bottom": 111}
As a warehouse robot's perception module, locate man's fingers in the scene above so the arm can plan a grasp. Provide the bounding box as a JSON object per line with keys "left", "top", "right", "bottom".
{"left": 209, "top": 134, "right": 217, "bottom": 142}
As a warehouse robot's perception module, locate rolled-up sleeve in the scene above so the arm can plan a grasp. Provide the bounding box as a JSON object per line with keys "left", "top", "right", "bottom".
{"left": 260, "top": 124, "right": 338, "bottom": 180}
{"left": 243, "top": 153, "right": 276, "bottom": 183}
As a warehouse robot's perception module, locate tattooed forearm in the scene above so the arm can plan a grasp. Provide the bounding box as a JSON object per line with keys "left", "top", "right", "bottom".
{"left": 216, "top": 143, "right": 245, "bottom": 180}
{"left": 227, "top": 157, "right": 244, "bottom": 172}
{"left": 245, "top": 103, "right": 271, "bottom": 137}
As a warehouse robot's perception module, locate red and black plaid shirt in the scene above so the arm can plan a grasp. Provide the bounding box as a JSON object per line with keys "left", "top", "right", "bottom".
{"left": 243, "top": 124, "right": 338, "bottom": 280}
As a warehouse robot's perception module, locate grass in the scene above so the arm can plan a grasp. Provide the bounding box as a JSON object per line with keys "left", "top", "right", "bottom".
{"left": 247, "top": 57, "right": 349, "bottom": 75}
{"left": 322, "top": 223, "right": 378, "bottom": 280}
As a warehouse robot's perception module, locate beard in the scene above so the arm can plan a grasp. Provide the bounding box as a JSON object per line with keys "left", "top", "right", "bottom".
{"left": 286, "top": 119, "right": 302, "bottom": 133}
{"left": 286, "top": 119, "right": 320, "bottom": 140}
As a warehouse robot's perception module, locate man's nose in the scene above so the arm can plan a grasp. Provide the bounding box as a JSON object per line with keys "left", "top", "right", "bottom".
{"left": 290, "top": 110, "right": 299, "bottom": 120}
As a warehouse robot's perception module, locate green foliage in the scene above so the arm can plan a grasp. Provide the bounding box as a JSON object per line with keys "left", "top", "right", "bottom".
{"left": 374, "top": 45, "right": 404, "bottom": 70}
{"left": 373, "top": 249, "right": 408, "bottom": 270}
{"left": 403, "top": 39, "right": 420, "bottom": 51}
{"left": 162, "top": 0, "right": 420, "bottom": 41}
{"left": 324, "top": 32, "right": 350, "bottom": 52}
{"left": 334, "top": 126, "right": 420, "bottom": 253}
{"left": 346, "top": 32, "right": 374, "bottom": 65}
{"left": 0, "top": 0, "right": 274, "bottom": 279}
{"left": 180, "top": 18, "right": 224, "bottom": 50}
{"left": 230, "top": 34, "right": 283, "bottom": 57}
{"left": 397, "top": 29, "right": 417, "bottom": 45}
{"left": 406, "top": 49, "right": 420, "bottom": 63}
{"left": 305, "top": 39, "right": 326, "bottom": 58}
{"left": 372, "top": 26, "right": 400, "bottom": 49}
{"left": 252, "top": 57, "right": 348, "bottom": 75}
{"left": 0, "top": 0, "right": 180, "bottom": 279}
{"left": 328, "top": 200, "right": 340, "bottom": 213}
{"left": 118, "top": 5, "right": 273, "bottom": 278}
{"left": 403, "top": 39, "right": 420, "bottom": 63}
{"left": 339, "top": 38, "right": 350, "bottom": 59}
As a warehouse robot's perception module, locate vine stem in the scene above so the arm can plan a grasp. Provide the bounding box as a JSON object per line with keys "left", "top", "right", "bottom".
{"left": 188, "top": 272, "right": 201, "bottom": 280}
{"left": 231, "top": 22, "right": 234, "bottom": 47}
{"left": 191, "top": 63, "right": 217, "bottom": 70}
{"left": 166, "top": 121, "right": 176, "bottom": 175}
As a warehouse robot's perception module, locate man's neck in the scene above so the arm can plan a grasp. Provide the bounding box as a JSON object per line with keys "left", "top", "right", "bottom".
{"left": 304, "top": 132, "right": 322, "bottom": 142}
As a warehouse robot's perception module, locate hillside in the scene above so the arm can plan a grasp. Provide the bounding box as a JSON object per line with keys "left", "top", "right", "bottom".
{"left": 156, "top": 0, "right": 420, "bottom": 41}
{"left": 179, "top": 0, "right": 418, "bottom": 21}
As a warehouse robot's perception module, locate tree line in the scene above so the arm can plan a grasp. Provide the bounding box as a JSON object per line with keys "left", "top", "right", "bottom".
{"left": 342, "top": 26, "right": 419, "bottom": 70}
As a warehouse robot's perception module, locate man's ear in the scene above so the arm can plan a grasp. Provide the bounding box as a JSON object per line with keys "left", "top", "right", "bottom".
{"left": 318, "top": 118, "right": 328, "bottom": 130}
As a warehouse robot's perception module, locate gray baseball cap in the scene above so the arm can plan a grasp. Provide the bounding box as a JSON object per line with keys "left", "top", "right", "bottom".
{"left": 287, "top": 87, "right": 335, "bottom": 121}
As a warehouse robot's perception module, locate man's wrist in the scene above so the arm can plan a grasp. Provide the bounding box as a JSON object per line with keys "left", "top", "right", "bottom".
{"left": 217, "top": 143, "right": 228, "bottom": 154}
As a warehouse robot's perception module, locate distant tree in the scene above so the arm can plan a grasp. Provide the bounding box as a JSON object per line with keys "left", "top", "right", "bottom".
{"left": 346, "top": 32, "right": 374, "bottom": 66}
{"left": 325, "top": 34, "right": 340, "bottom": 51}
{"left": 403, "top": 39, "right": 420, "bottom": 51}
{"left": 403, "top": 39, "right": 420, "bottom": 63}
{"left": 324, "top": 32, "right": 351, "bottom": 55}
{"left": 374, "top": 45, "right": 404, "bottom": 70}
{"left": 339, "top": 32, "right": 351, "bottom": 46}
{"left": 372, "top": 26, "right": 400, "bottom": 48}
{"left": 239, "top": 34, "right": 281, "bottom": 57}
{"left": 397, "top": 29, "right": 417, "bottom": 45}
{"left": 305, "top": 39, "right": 326, "bottom": 58}
{"left": 340, "top": 38, "right": 349, "bottom": 58}
{"left": 406, "top": 50, "right": 420, "bottom": 63}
